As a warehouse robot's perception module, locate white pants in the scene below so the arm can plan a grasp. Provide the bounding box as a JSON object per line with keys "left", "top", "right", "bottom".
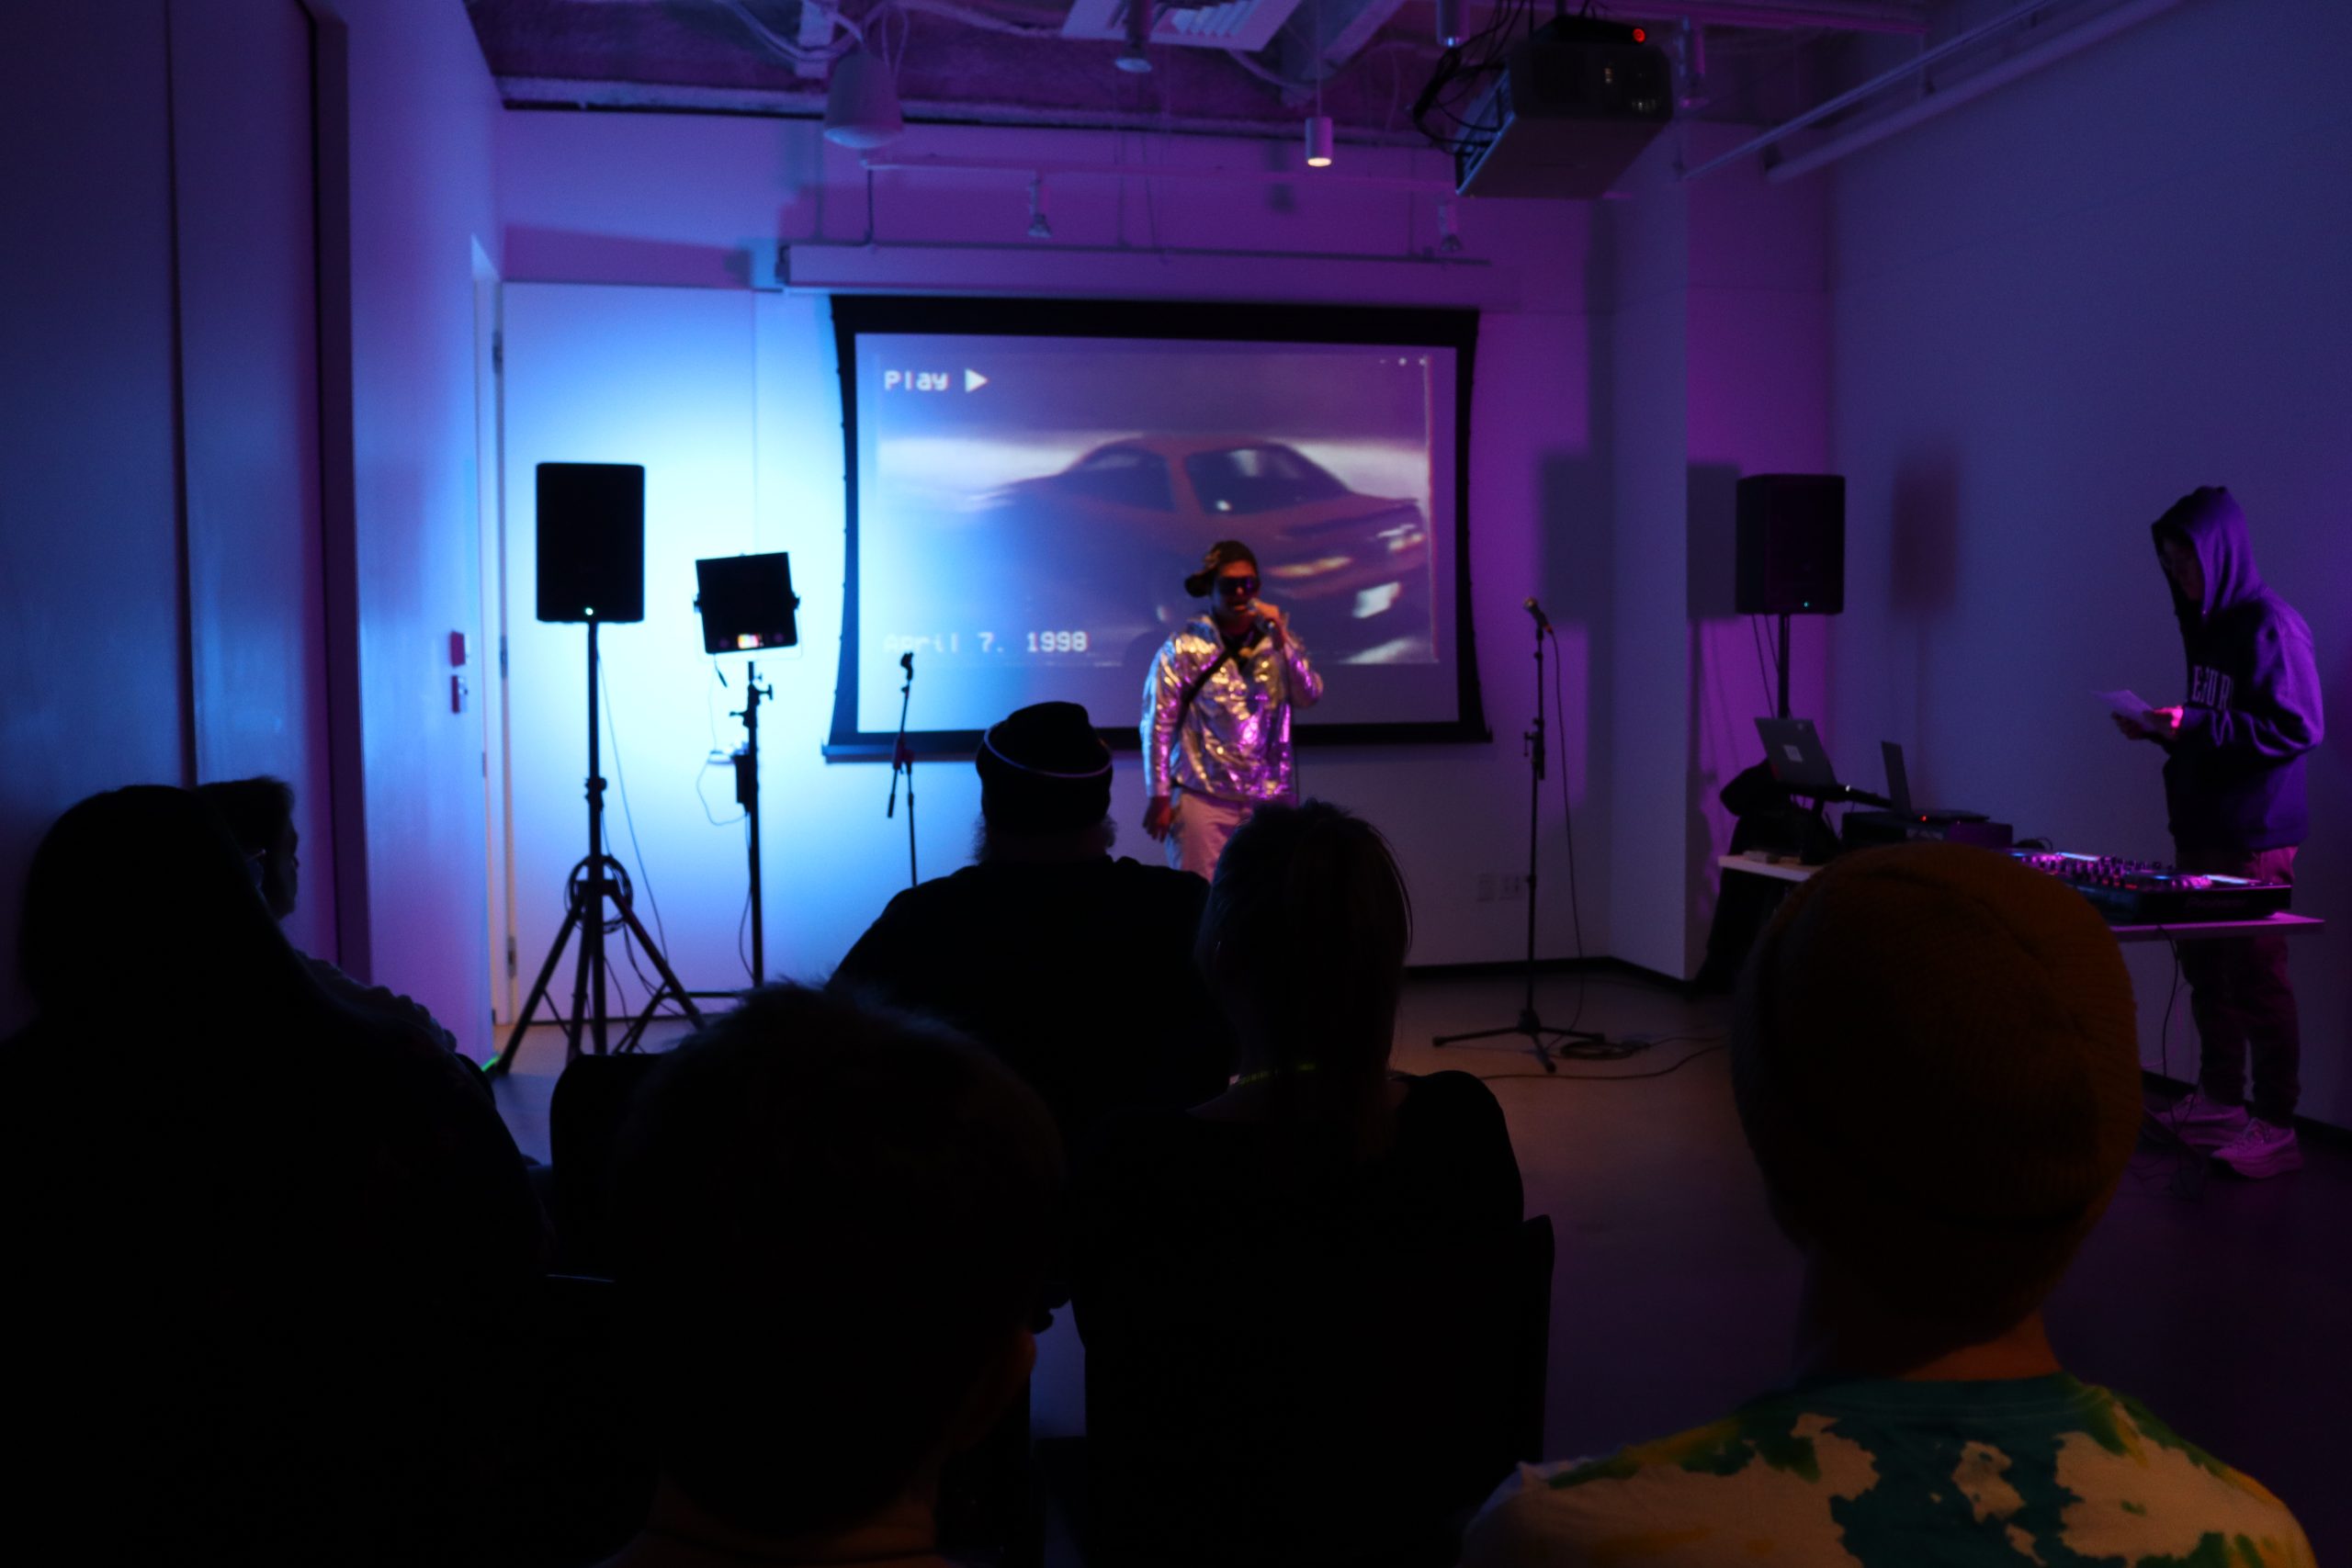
{"left": 1166, "top": 790, "right": 1259, "bottom": 881}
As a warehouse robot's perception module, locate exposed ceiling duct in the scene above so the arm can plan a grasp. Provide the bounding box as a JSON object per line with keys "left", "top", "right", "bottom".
{"left": 464, "top": 0, "right": 1945, "bottom": 143}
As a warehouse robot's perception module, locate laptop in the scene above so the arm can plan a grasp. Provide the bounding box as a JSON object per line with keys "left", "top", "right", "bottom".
{"left": 1879, "top": 741, "right": 1989, "bottom": 824}
{"left": 1755, "top": 716, "right": 1842, "bottom": 798}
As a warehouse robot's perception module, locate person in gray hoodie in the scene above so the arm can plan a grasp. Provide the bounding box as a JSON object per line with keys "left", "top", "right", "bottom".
{"left": 2114, "top": 486, "right": 2324, "bottom": 1179}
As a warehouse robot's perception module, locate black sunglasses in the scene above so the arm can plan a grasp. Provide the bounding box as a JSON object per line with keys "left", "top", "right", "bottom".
{"left": 1216, "top": 575, "right": 1260, "bottom": 596}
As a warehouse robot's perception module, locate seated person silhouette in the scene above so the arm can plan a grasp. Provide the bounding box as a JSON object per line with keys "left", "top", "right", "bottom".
{"left": 599, "top": 984, "right": 1061, "bottom": 1568}
{"left": 198, "top": 773, "right": 464, "bottom": 1058}
{"left": 1461, "top": 843, "right": 2313, "bottom": 1568}
{"left": 1072, "top": 801, "right": 1526, "bottom": 1568}
{"left": 831, "top": 700, "right": 1229, "bottom": 1154}
{"left": 1, "top": 785, "right": 543, "bottom": 1565}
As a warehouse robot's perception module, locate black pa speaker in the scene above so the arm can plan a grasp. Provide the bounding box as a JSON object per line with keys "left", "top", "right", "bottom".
{"left": 1735, "top": 473, "right": 1844, "bottom": 615}
{"left": 537, "top": 462, "right": 645, "bottom": 624}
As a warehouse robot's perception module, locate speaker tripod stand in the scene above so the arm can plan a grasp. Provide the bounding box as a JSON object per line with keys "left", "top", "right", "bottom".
{"left": 492, "top": 620, "right": 703, "bottom": 1076}
{"left": 1432, "top": 603, "right": 1606, "bottom": 1073}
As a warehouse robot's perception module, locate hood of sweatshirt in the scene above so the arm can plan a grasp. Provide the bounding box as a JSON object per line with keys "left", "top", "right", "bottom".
{"left": 2152, "top": 485, "right": 2266, "bottom": 623}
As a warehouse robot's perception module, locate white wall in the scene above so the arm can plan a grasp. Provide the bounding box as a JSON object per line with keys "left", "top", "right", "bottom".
{"left": 1602, "top": 129, "right": 1833, "bottom": 981}
{"left": 0, "top": 6, "right": 189, "bottom": 1024}
{"left": 494, "top": 114, "right": 1612, "bottom": 981}
{"left": 1604, "top": 141, "right": 1694, "bottom": 980}
{"left": 1826, "top": 0, "right": 2352, "bottom": 1123}
{"left": 1683, "top": 133, "right": 1832, "bottom": 978}
{"left": 2, "top": 2, "right": 509, "bottom": 1048}
{"left": 175, "top": 0, "right": 341, "bottom": 965}
{"left": 316, "top": 0, "right": 507, "bottom": 1051}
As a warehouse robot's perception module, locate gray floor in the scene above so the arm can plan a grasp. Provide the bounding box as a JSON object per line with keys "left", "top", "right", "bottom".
{"left": 492, "top": 969, "right": 2352, "bottom": 1562}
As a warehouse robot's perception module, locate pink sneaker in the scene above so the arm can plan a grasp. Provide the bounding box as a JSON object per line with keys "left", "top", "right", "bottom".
{"left": 2157, "top": 1089, "right": 2248, "bottom": 1150}
{"left": 2211, "top": 1118, "right": 2302, "bottom": 1179}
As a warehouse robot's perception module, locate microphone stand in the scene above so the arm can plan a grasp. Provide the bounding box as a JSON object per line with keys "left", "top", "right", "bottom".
{"left": 1432, "top": 601, "right": 1606, "bottom": 1072}
{"left": 886, "top": 651, "right": 917, "bottom": 887}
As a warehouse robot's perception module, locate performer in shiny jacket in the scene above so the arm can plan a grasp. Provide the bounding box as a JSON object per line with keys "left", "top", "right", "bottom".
{"left": 1141, "top": 539, "right": 1324, "bottom": 878}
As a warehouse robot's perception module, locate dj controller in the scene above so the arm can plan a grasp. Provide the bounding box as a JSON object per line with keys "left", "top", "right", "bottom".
{"left": 2010, "top": 852, "right": 2294, "bottom": 926}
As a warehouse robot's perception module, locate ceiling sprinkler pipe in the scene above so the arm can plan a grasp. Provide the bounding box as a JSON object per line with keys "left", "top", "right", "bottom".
{"left": 1676, "top": 17, "right": 1709, "bottom": 110}
{"left": 1681, "top": 0, "right": 2081, "bottom": 181}
{"left": 1642, "top": 0, "right": 1929, "bottom": 31}
{"left": 861, "top": 152, "right": 1454, "bottom": 192}
{"left": 1764, "top": 0, "right": 2189, "bottom": 181}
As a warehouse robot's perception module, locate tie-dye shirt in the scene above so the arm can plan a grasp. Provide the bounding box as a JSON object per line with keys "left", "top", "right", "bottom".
{"left": 1460, "top": 1375, "right": 2312, "bottom": 1567}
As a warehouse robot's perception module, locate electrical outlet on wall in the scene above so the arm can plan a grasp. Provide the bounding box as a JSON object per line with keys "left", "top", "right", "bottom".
{"left": 1476, "top": 873, "right": 1497, "bottom": 903}
{"left": 1498, "top": 873, "right": 1527, "bottom": 900}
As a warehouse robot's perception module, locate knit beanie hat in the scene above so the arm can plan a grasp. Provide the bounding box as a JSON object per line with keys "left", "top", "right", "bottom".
{"left": 1731, "top": 842, "right": 2142, "bottom": 1334}
{"left": 975, "top": 702, "right": 1114, "bottom": 835}
{"left": 1183, "top": 539, "right": 1260, "bottom": 599}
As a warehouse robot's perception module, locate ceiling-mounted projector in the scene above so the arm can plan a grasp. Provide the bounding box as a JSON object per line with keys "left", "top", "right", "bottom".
{"left": 1453, "top": 17, "right": 1673, "bottom": 199}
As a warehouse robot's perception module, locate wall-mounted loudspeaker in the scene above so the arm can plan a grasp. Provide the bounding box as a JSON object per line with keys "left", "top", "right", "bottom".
{"left": 536, "top": 462, "right": 646, "bottom": 624}
{"left": 1736, "top": 473, "right": 1845, "bottom": 615}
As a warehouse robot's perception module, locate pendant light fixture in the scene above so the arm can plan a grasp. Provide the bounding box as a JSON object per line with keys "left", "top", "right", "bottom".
{"left": 1305, "top": 0, "right": 1332, "bottom": 167}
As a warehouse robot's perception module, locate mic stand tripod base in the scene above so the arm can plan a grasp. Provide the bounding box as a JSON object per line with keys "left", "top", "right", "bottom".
{"left": 1433, "top": 1007, "right": 1609, "bottom": 1074}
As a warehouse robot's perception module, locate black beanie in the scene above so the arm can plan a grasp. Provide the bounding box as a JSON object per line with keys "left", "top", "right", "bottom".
{"left": 976, "top": 703, "right": 1114, "bottom": 834}
{"left": 1183, "top": 539, "right": 1260, "bottom": 599}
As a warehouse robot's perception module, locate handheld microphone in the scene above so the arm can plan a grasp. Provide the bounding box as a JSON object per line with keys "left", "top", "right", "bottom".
{"left": 900, "top": 650, "right": 914, "bottom": 673}
{"left": 1522, "top": 596, "right": 1553, "bottom": 632}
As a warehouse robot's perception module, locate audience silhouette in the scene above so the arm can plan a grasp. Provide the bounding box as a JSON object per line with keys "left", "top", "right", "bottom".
{"left": 7, "top": 784, "right": 2319, "bottom": 1567}
{"left": 1, "top": 785, "right": 544, "bottom": 1565}
{"left": 831, "top": 700, "right": 1229, "bottom": 1153}
{"left": 599, "top": 984, "right": 1062, "bottom": 1568}
{"left": 1461, "top": 843, "right": 2314, "bottom": 1567}
{"left": 198, "top": 773, "right": 465, "bottom": 1056}
{"left": 1072, "top": 799, "right": 1527, "bottom": 1567}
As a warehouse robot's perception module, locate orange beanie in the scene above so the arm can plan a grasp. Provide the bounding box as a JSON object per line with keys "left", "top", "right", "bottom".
{"left": 1731, "top": 843, "right": 2143, "bottom": 1332}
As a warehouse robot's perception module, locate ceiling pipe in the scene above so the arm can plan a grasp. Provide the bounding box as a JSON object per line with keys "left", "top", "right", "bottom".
{"left": 496, "top": 77, "right": 1436, "bottom": 145}
{"left": 1437, "top": 0, "right": 1928, "bottom": 32}
{"left": 1763, "top": 0, "right": 2191, "bottom": 181}
{"left": 1442, "top": 0, "right": 1926, "bottom": 28}
{"left": 861, "top": 152, "right": 1456, "bottom": 191}
{"left": 1681, "top": 0, "right": 2088, "bottom": 182}
{"left": 1626, "top": 0, "right": 1927, "bottom": 29}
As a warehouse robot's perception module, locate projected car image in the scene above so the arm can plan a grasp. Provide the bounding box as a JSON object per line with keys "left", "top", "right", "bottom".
{"left": 979, "top": 435, "right": 1434, "bottom": 662}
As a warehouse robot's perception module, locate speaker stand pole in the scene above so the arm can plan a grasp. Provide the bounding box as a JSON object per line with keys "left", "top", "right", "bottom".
{"left": 732, "top": 660, "right": 772, "bottom": 987}
{"left": 491, "top": 619, "right": 706, "bottom": 1077}
{"left": 1431, "top": 615, "right": 1607, "bottom": 1073}
{"left": 1777, "top": 612, "right": 1792, "bottom": 721}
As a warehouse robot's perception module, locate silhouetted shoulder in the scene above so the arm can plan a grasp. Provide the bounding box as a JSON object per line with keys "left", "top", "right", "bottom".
{"left": 1399, "top": 1067, "right": 1505, "bottom": 1116}
{"left": 1105, "top": 853, "right": 1211, "bottom": 908}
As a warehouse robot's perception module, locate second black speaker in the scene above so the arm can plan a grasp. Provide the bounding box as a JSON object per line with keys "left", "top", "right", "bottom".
{"left": 1735, "top": 473, "right": 1844, "bottom": 615}
{"left": 537, "top": 461, "right": 646, "bottom": 624}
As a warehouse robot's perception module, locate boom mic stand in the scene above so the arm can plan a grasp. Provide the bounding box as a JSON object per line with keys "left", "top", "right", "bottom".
{"left": 492, "top": 620, "right": 705, "bottom": 1075}
{"left": 730, "top": 661, "right": 773, "bottom": 986}
{"left": 1433, "top": 599, "right": 1606, "bottom": 1073}
{"left": 886, "top": 649, "right": 917, "bottom": 887}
